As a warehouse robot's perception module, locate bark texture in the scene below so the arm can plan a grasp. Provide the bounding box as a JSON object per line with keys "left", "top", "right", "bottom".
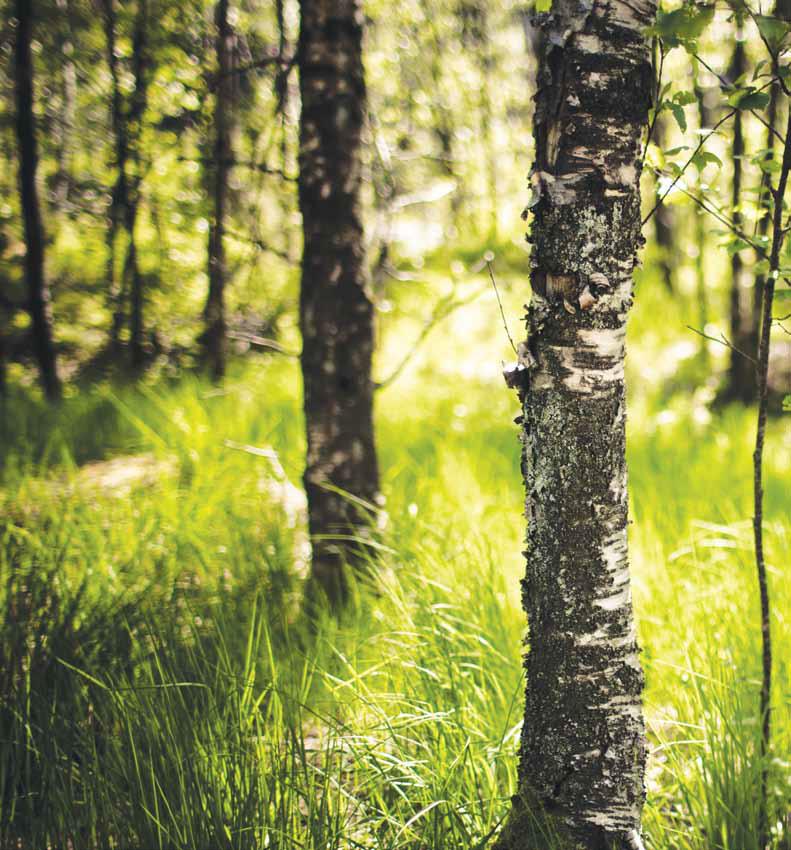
{"left": 14, "top": 0, "right": 61, "bottom": 401}
{"left": 497, "top": 2, "right": 655, "bottom": 847}
{"left": 297, "top": 0, "right": 380, "bottom": 606}
{"left": 203, "top": 0, "right": 232, "bottom": 381}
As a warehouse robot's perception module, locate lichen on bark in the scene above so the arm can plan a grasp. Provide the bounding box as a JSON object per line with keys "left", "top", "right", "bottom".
{"left": 497, "top": 1, "right": 657, "bottom": 848}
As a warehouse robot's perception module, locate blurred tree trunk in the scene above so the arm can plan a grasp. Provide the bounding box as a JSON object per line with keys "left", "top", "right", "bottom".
{"left": 652, "top": 114, "right": 674, "bottom": 293}
{"left": 101, "top": 0, "right": 150, "bottom": 368}
{"left": 127, "top": 0, "right": 149, "bottom": 372}
{"left": 724, "top": 35, "right": 755, "bottom": 403}
{"left": 742, "top": 0, "right": 791, "bottom": 402}
{"left": 53, "top": 0, "right": 76, "bottom": 214}
{"left": 14, "top": 0, "right": 61, "bottom": 402}
{"left": 459, "top": 1, "right": 497, "bottom": 238}
{"left": 297, "top": 0, "right": 380, "bottom": 607}
{"left": 496, "top": 1, "right": 655, "bottom": 848}
{"left": 202, "top": 0, "right": 232, "bottom": 381}
{"left": 421, "top": 1, "right": 461, "bottom": 236}
{"left": 101, "top": 0, "right": 127, "bottom": 355}
{"left": 693, "top": 71, "right": 714, "bottom": 365}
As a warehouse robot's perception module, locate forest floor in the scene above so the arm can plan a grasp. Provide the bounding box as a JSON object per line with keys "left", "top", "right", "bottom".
{"left": 1, "top": 255, "right": 790, "bottom": 849}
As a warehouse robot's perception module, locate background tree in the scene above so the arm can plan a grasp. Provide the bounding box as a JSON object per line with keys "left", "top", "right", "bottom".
{"left": 14, "top": 0, "right": 61, "bottom": 401}
{"left": 202, "top": 0, "right": 233, "bottom": 380}
{"left": 297, "top": 0, "right": 380, "bottom": 607}
{"left": 497, "top": 0, "right": 656, "bottom": 846}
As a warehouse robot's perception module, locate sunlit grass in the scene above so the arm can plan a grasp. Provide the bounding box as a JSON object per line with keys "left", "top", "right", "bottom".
{"left": 0, "top": 263, "right": 789, "bottom": 848}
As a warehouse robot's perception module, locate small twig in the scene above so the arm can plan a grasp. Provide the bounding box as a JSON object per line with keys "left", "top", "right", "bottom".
{"left": 643, "top": 78, "right": 774, "bottom": 226}
{"left": 210, "top": 52, "right": 295, "bottom": 88}
{"left": 487, "top": 259, "right": 518, "bottom": 355}
{"left": 178, "top": 155, "right": 297, "bottom": 181}
{"left": 661, "top": 175, "right": 767, "bottom": 256}
{"left": 639, "top": 43, "right": 664, "bottom": 173}
{"left": 685, "top": 324, "right": 756, "bottom": 363}
{"left": 225, "top": 228, "right": 292, "bottom": 262}
{"left": 694, "top": 52, "right": 786, "bottom": 147}
{"left": 375, "top": 284, "right": 489, "bottom": 391}
{"left": 642, "top": 108, "right": 736, "bottom": 224}
{"left": 227, "top": 331, "right": 299, "bottom": 357}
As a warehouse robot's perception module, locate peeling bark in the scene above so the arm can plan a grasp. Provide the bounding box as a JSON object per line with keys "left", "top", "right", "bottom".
{"left": 297, "top": 0, "right": 380, "bottom": 607}
{"left": 497, "top": 2, "right": 655, "bottom": 848}
{"left": 14, "top": 0, "right": 61, "bottom": 402}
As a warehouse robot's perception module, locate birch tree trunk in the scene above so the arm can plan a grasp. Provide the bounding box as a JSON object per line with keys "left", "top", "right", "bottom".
{"left": 497, "top": 1, "right": 655, "bottom": 847}
{"left": 297, "top": 0, "right": 380, "bottom": 607}
{"left": 14, "top": 0, "right": 61, "bottom": 402}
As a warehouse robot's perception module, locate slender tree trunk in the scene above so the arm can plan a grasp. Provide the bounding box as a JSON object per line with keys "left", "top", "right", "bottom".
{"left": 14, "top": 0, "right": 61, "bottom": 402}
{"left": 496, "top": 2, "right": 655, "bottom": 847}
{"left": 53, "top": 0, "right": 76, "bottom": 214}
{"left": 693, "top": 77, "right": 712, "bottom": 364}
{"left": 652, "top": 114, "right": 674, "bottom": 294}
{"left": 127, "top": 0, "right": 149, "bottom": 372}
{"left": 725, "top": 36, "right": 755, "bottom": 403}
{"left": 203, "top": 0, "right": 232, "bottom": 381}
{"left": 101, "top": 0, "right": 130, "bottom": 356}
{"left": 753, "top": 87, "right": 791, "bottom": 850}
{"left": 297, "top": 0, "right": 380, "bottom": 608}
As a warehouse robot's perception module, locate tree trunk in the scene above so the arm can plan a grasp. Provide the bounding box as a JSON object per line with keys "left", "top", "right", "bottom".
{"left": 101, "top": 0, "right": 127, "bottom": 355}
{"left": 100, "top": 0, "right": 148, "bottom": 367}
{"left": 297, "top": 0, "right": 380, "bottom": 608}
{"left": 53, "top": 0, "right": 76, "bottom": 214}
{"left": 724, "top": 36, "right": 755, "bottom": 403}
{"left": 496, "top": 1, "right": 655, "bottom": 847}
{"left": 203, "top": 0, "right": 232, "bottom": 381}
{"left": 14, "top": 0, "right": 61, "bottom": 402}
{"left": 652, "top": 114, "right": 675, "bottom": 294}
{"left": 127, "top": 0, "right": 149, "bottom": 372}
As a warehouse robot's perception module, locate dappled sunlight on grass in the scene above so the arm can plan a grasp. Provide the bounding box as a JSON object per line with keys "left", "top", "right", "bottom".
{"left": 1, "top": 267, "right": 789, "bottom": 848}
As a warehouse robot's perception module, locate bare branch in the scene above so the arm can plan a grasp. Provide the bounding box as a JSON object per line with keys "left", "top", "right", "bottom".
{"left": 642, "top": 80, "right": 774, "bottom": 226}
{"left": 227, "top": 331, "right": 299, "bottom": 357}
{"left": 487, "top": 259, "right": 518, "bottom": 355}
{"left": 685, "top": 324, "right": 757, "bottom": 363}
{"left": 642, "top": 108, "right": 736, "bottom": 225}
{"left": 375, "top": 284, "right": 489, "bottom": 391}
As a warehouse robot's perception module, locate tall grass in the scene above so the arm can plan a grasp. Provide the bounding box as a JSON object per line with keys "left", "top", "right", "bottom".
{"left": 1, "top": 265, "right": 789, "bottom": 848}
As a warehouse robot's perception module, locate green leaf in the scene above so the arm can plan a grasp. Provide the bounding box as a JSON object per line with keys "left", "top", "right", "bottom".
{"left": 755, "top": 15, "right": 790, "bottom": 51}
{"left": 729, "top": 89, "right": 771, "bottom": 111}
{"left": 668, "top": 101, "right": 687, "bottom": 132}
{"left": 725, "top": 238, "right": 750, "bottom": 256}
{"left": 782, "top": 395, "right": 791, "bottom": 413}
{"left": 534, "top": 0, "right": 552, "bottom": 11}
{"left": 693, "top": 150, "right": 722, "bottom": 170}
{"left": 653, "top": 4, "right": 715, "bottom": 50}
{"left": 673, "top": 90, "right": 697, "bottom": 106}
